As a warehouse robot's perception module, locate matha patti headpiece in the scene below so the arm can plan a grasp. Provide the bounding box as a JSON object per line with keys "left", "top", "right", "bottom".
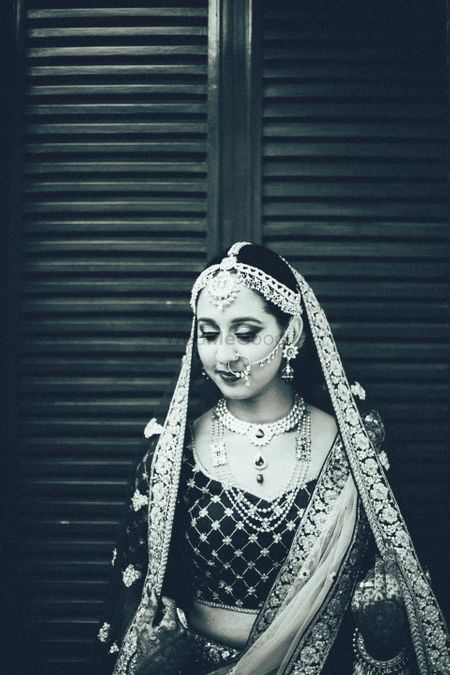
{"left": 190, "top": 241, "right": 302, "bottom": 317}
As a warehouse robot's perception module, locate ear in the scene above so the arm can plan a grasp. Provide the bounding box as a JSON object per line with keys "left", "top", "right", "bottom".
{"left": 288, "top": 316, "right": 304, "bottom": 346}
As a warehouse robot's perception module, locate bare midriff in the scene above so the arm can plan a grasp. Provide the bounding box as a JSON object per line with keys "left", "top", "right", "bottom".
{"left": 187, "top": 598, "right": 257, "bottom": 649}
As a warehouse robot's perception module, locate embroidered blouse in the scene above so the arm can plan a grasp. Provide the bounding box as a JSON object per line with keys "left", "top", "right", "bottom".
{"left": 180, "top": 437, "right": 321, "bottom": 612}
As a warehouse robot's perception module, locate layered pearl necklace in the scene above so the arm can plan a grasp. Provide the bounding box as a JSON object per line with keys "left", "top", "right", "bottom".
{"left": 209, "top": 396, "right": 312, "bottom": 533}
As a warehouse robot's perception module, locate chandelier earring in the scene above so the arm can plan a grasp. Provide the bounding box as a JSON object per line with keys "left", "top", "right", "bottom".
{"left": 281, "top": 342, "right": 299, "bottom": 381}
{"left": 201, "top": 367, "right": 210, "bottom": 381}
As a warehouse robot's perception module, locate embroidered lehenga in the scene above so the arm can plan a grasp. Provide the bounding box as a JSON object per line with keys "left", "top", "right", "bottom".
{"left": 92, "top": 243, "right": 449, "bottom": 675}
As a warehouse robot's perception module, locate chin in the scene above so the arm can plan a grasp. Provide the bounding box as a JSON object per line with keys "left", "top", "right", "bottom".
{"left": 223, "top": 390, "right": 252, "bottom": 400}
{"left": 213, "top": 380, "right": 248, "bottom": 398}
{"left": 222, "top": 385, "right": 261, "bottom": 401}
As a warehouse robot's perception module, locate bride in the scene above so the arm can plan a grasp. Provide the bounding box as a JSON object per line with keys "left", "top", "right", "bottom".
{"left": 91, "top": 242, "right": 448, "bottom": 674}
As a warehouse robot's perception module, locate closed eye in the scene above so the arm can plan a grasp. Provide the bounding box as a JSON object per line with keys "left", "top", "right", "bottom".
{"left": 199, "top": 332, "right": 219, "bottom": 342}
{"left": 236, "top": 333, "right": 257, "bottom": 343}
{"left": 198, "top": 332, "right": 257, "bottom": 343}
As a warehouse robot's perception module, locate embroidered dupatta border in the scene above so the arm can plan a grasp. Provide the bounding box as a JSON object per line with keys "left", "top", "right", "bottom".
{"left": 249, "top": 435, "right": 351, "bottom": 640}
{"left": 112, "top": 319, "right": 196, "bottom": 675}
{"left": 292, "top": 270, "right": 449, "bottom": 674}
{"left": 284, "top": 501, "right": 367, "bottom": 674}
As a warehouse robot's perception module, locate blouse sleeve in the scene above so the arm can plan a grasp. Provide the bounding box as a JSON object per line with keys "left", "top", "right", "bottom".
{"left": 87, "top": 434, "right": 158, "bottom": 672}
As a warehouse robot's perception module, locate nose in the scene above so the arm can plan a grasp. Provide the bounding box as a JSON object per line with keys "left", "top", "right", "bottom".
{"left": 214, "top": 338, "right": 240, "bottom": 367}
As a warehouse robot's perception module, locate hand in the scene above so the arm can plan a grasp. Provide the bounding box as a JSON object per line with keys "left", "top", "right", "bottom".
{"left": 134, "top": 592, "right": 195, "bottom": 675}
{"left": 352, "top": 553, "right": 406, "bottom": 660}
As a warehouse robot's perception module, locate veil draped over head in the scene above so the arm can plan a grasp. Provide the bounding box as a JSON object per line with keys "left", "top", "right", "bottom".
{"left": 112, "top": 243, "right": 449, "bottom": 675}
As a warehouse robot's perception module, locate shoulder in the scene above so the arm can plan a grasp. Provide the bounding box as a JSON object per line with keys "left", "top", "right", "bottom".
{"left": 307, "top": 404, "right": 338, "bottom": 476}
{"left": 192, "top": 407, "right": 214, "bottom": 438}
{"left": 308, "top": 404, "right": 338, "bottom": 441}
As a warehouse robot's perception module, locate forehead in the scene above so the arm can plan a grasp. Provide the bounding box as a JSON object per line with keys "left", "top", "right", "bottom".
{"left": 196, "top": 284, "right": 269, "bottom": 322}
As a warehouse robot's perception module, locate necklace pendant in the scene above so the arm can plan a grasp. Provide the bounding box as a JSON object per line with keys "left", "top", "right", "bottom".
{"left": 251, "top": 428, "right": 271, "bottom": 447}
{"left": 252, "top": 427, "right": 272, "bottom": 447}
{"left": 256, "top": 473, "right": 264, "bottom": 484}
{"left": 211, "top": 441, "right": 227, "bottom": 467}
{"left": 254, "top": 453, "right": 268, "bottom": 471}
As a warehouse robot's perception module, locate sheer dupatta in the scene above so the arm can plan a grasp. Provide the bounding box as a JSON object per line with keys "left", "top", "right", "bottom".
{"left": 111, "top": 271, "right": 449, "bottom": 675}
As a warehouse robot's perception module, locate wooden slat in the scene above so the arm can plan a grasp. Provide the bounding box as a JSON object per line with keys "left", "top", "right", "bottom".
{"left": 263, "top": 101, "right": 446, "bottom": 120}
{"left": 263, "top": 141, "right": 443, "bottom": 159}
{"left": 26, "top": 140, "right": 206, "bottom": 153}
{"left": 27, "top": 26, "right": 207, "bottom": 38}
{"left": 26, "top": 103, "right": 207, "bottom": 115}
{"left": 27, "top": 45, "right": 207, "bottom": 57}
{"left": 28, "top": 8, "right": 207, "bottom": 18}
{"left": 22, "top": 217, "right": 206, "bottom": 233}
{"left": 27, "top": 122, "right": 206, "bottom": 134}
{"left": 28, "top": 64, "right": 207, "bottom": 76}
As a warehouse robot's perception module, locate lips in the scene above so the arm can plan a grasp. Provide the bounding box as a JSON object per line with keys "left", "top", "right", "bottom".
{"left": 216, "top": 370, "right": 239, "bottom": 382}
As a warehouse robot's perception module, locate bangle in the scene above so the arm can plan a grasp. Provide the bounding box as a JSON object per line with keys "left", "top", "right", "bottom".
{"left": 352, "top": 629, "right": 410, "bottom": 674}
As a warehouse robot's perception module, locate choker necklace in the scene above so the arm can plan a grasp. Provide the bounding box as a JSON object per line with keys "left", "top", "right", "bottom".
{"left": 215, "top": 394, "right": 305, "bottom": 447}
{"left": 210, "top": 395, "right": 311, "bottom": 487}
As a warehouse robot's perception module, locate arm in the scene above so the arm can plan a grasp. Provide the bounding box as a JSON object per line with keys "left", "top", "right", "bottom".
{"left": 88, "top": 435, "right": 157, "bottom": 671}
{"left": 352, "top": 553, "right": 411, "bottom": 667}
{"left": 351, "top": 411, "right": 412, "bottom": 673}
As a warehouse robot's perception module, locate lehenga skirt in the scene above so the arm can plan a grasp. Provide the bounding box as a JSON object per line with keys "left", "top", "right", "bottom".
{"left": 188, "top": 630, "right": 241, "bottom": 674}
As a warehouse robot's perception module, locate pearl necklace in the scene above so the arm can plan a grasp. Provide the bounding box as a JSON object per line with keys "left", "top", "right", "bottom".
{"left": 212, "top": 395, "right": 310, "bottom": 484}
{"left": 215, "top": 394, "right": 306, "bottom": 447}
{"left": 209, "top": 406, "right": 312, "bottom": 533}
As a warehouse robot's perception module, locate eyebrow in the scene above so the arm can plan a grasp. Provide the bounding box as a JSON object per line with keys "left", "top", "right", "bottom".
{"left": 197, "top": 317, "right": 264, "bottom": 326}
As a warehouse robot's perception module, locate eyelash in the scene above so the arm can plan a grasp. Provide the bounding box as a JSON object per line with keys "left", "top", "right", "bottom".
{"left": 199, "top": 332, "right": 257, "bottom": 343}
{"left": 238, "top": 333, "right": 257, "bottom": 343}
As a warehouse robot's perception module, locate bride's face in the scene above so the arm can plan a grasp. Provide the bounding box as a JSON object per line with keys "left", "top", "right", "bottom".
{"left": 196, "top": 284, "right": 286, "bottom": 399}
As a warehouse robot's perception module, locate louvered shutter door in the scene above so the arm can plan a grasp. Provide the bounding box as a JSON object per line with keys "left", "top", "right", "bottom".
{"left": 261, "top": 1, "right": 447, "bottom": 591}
{"left": 19, "top": 1, "right": 208, "bottom": 669}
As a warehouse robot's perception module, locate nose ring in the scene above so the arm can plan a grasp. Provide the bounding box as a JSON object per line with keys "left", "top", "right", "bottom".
{"left": 227, "top": 349, "right": 241, "bottom": 368}
{"left": 227, "top": 350, "right": 240, "bottom": 368}
{"left": 228, "top": 354, "right": 251, "bottom": 386}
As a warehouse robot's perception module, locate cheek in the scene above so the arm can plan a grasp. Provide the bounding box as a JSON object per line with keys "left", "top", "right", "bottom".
{"left": 260, "top": 352, "right": 283, "bottom": 377}
{"left": 196, "top": 340, "right": 212, "bottom": 365}
{"left": 247, "top": 345, "right": 283, "bottom": 380}
{"left": 248, "top": 332, "right": 282, "bottom": 362}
